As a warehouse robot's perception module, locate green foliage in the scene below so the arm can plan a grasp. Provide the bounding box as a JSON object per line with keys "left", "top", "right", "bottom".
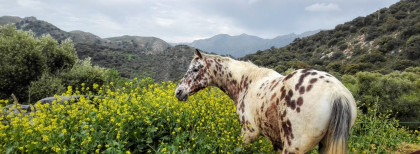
{"left": 59, "top": 58, "right": 110, "bottom": 89}
{"left": 0, "top": 25, "right": 76, "bottom": 102}
{"left": 374, "top": 35, "right": 398, "bottom": 53}
{"left": 349, "top": 103, "right": 419, "bottom": 153}
{"left": 404, "top": 35, "right": 420, "bottom": 60}
{"left": 28, "top": 74, "right": 65, "bottom": 103}
{"left": 342, "top": 68, "right": 420, "bottom": 129}
{"left": 0, "top": 25, "right": 119, "bottom": 104}
{"left": 326, "top": 61, "right": 343, "bottom": 73}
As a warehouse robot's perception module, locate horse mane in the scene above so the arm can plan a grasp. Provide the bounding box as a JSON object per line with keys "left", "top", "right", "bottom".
{"left": 200, "top": 53, "right": 279, "bottom": 79}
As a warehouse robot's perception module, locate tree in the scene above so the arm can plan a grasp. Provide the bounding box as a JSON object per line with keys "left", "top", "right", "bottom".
{"left": 0, "top": 25, "right": 77, "bottom": 102}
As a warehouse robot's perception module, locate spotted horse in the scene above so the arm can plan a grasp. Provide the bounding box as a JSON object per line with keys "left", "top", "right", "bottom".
{"left": 175, "top": 50, "right": 357, "bottom": 154}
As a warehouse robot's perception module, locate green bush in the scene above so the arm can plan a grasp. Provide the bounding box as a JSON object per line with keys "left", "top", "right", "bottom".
{"left": 343, "top": 69, "right": 420, "bottom": 129}
{"left": 59, "top": 58, "right": 111, "bottom": 92}
{"left": 404, "top": 35, "right": 420, "bottom": 60}
{"left": 28, "top": 74, "right": 65, "bottom": 103}
{"left": 0, "top": 25, "right": 76, "bottom": 102}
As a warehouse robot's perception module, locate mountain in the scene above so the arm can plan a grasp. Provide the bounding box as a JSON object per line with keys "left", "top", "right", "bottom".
{"left": 0, "top": 16, "right": 171, "bottom": 55}
{"left": 242, "top": 0, "right": 420, "bottom": 74}
{"left": 185, "top": 31, "right": 319, "bottom": 58}
{"left": 0, "top": 16, "right": 22, "bottom": 26}
{"left": 106, "top": 35, "right": 171, "bottom": 54}
{"left": 68, "top": 30, "right": 103, "bottom": 44}
{"left": 0, "top": 16, "right": 188, "bottom": 81}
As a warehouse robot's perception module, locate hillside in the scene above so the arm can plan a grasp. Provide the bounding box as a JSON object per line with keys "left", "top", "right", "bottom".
{"left": 242, "top": 0, "right": 420, "bottom": 74}
{"left": 0, "top": 16, "right": 189, "bottom": 81}
{"left": 185, "top": 31, "right": 319, "bottom": 58}
{"left": 76, "top": 44, "right": 195, "bottom": 81}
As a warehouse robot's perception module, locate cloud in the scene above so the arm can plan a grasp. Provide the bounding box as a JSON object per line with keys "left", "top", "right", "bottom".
{"left": 305, "top": 3, "right": 341, "bottom": 12}
{"left": 0, "top": 0, "right": 400, "bottom": 43}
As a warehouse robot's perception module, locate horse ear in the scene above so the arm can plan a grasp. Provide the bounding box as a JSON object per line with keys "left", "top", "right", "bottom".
{"left": 195, "top": 49, "right": 203, "bottom": 59}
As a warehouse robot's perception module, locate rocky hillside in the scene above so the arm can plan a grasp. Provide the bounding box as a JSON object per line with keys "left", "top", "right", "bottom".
{"left": 242, "top": 0, "right": 420, "bottom": 74}
{"left": 185, "top": 31, "right": 319, "bottom": 58}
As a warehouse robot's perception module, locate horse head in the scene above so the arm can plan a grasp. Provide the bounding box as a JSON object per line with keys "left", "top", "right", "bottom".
{"left": 175, "top": 49, "right": 212, "bottom": 101}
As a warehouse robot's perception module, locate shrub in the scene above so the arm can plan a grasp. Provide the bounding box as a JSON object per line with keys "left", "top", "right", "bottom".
{"left": 326, "top": 61, "right": 343, "bottom": 73}
{"left": 347, "top": 71, "right": 420, "bottom": 129}
{"left": 28, "top": 74, "right": 65, "bottom": 103}
{"left": 0, "top": 25, "right": 76, "bottom": 102}
{"left": 58, "top": 58, "right": 112, "bottom": 93}
{"left": 404, "top": 35, "right": 420, "bottom": 60}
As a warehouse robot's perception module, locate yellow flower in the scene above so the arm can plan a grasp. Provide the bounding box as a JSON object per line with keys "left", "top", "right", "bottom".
{"left": 126, "top": 151, "right": 131, "bottom": 154}
{"left": 42, "top": 135, "right": 49, "bottom": 142}
{"left": 93, "top": 83, "right": 99, "bottom": 89}
{"left": 62, "top": 129, "right": 67, "bottom": 134}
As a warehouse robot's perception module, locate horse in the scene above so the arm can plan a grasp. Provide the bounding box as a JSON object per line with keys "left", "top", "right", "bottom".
{"left": 175, "top": 50, "right": 357, "bottom": 154}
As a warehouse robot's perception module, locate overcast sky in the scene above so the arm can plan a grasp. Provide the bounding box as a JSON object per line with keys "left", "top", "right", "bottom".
{"left": 0, "top": 0, "right": 399, "bottom": 43}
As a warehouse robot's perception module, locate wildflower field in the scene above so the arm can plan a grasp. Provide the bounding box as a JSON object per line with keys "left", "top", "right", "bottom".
{"left": 0, "top": 78, "right": 419, "bottom": 153}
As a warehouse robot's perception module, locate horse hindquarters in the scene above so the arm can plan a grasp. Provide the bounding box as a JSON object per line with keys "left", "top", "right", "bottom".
{"left": 320, "top": 97, "right": 352, "bottom": 154}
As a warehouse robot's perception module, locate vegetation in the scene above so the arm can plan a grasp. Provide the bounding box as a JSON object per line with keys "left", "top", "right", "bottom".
{"left": 1, "top": 79, "right": 418, "bottom": 153}
{"left": 0, "top": 25, "right": 112, "bottom": 104}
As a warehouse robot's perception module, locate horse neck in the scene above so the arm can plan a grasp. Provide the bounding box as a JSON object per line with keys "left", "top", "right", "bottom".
{"left": 205, "top": 56, "right": 261, "bottom": 104}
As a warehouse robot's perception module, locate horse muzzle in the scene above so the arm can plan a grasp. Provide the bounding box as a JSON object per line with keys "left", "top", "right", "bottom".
{"left": 175, "top": 89, "right": 189, "bottom": 101}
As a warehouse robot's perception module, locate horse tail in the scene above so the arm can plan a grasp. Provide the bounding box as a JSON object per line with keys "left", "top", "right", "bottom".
{"left": 324, "top": 96, "right": 352, "bottom": 154}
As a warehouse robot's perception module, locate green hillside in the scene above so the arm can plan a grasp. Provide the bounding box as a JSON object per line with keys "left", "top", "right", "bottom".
{"left": 242, "top": 0, "right": 420, "bottom": 74}
{"left": 76, "top": 43, "right": 195, "bottom": 81}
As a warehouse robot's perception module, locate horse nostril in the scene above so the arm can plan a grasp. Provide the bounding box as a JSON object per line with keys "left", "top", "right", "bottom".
{"left": 176, "top": 90, "right": 182, "bottom": 97}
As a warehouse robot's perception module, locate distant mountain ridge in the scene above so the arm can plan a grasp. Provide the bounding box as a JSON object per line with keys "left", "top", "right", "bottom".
{"left": 0, "top": 16, "right": 171, "bottom": 55}
{"left": 183, "top": 31, "right": 319, "bottom": 58}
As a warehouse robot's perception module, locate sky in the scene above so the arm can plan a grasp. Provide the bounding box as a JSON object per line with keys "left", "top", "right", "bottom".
{"left": 0, "top": 0, "right": 399, "bottom": 43}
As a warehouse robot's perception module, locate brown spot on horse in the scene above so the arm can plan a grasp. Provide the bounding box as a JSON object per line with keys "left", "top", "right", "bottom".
{"left": 299, "top": 86, "right": 305, "bottom": 95}
{"left": 310, "top": 78, "right": 318, "bottom": 84}
{"left": 284, "top": 71, "right": 297, "bottom": 81}
{"left": 306, "top": 85, "right": 313, "bottom": 92}
{"left": 297, "top": 97, "right": 303, "bottom": 106}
